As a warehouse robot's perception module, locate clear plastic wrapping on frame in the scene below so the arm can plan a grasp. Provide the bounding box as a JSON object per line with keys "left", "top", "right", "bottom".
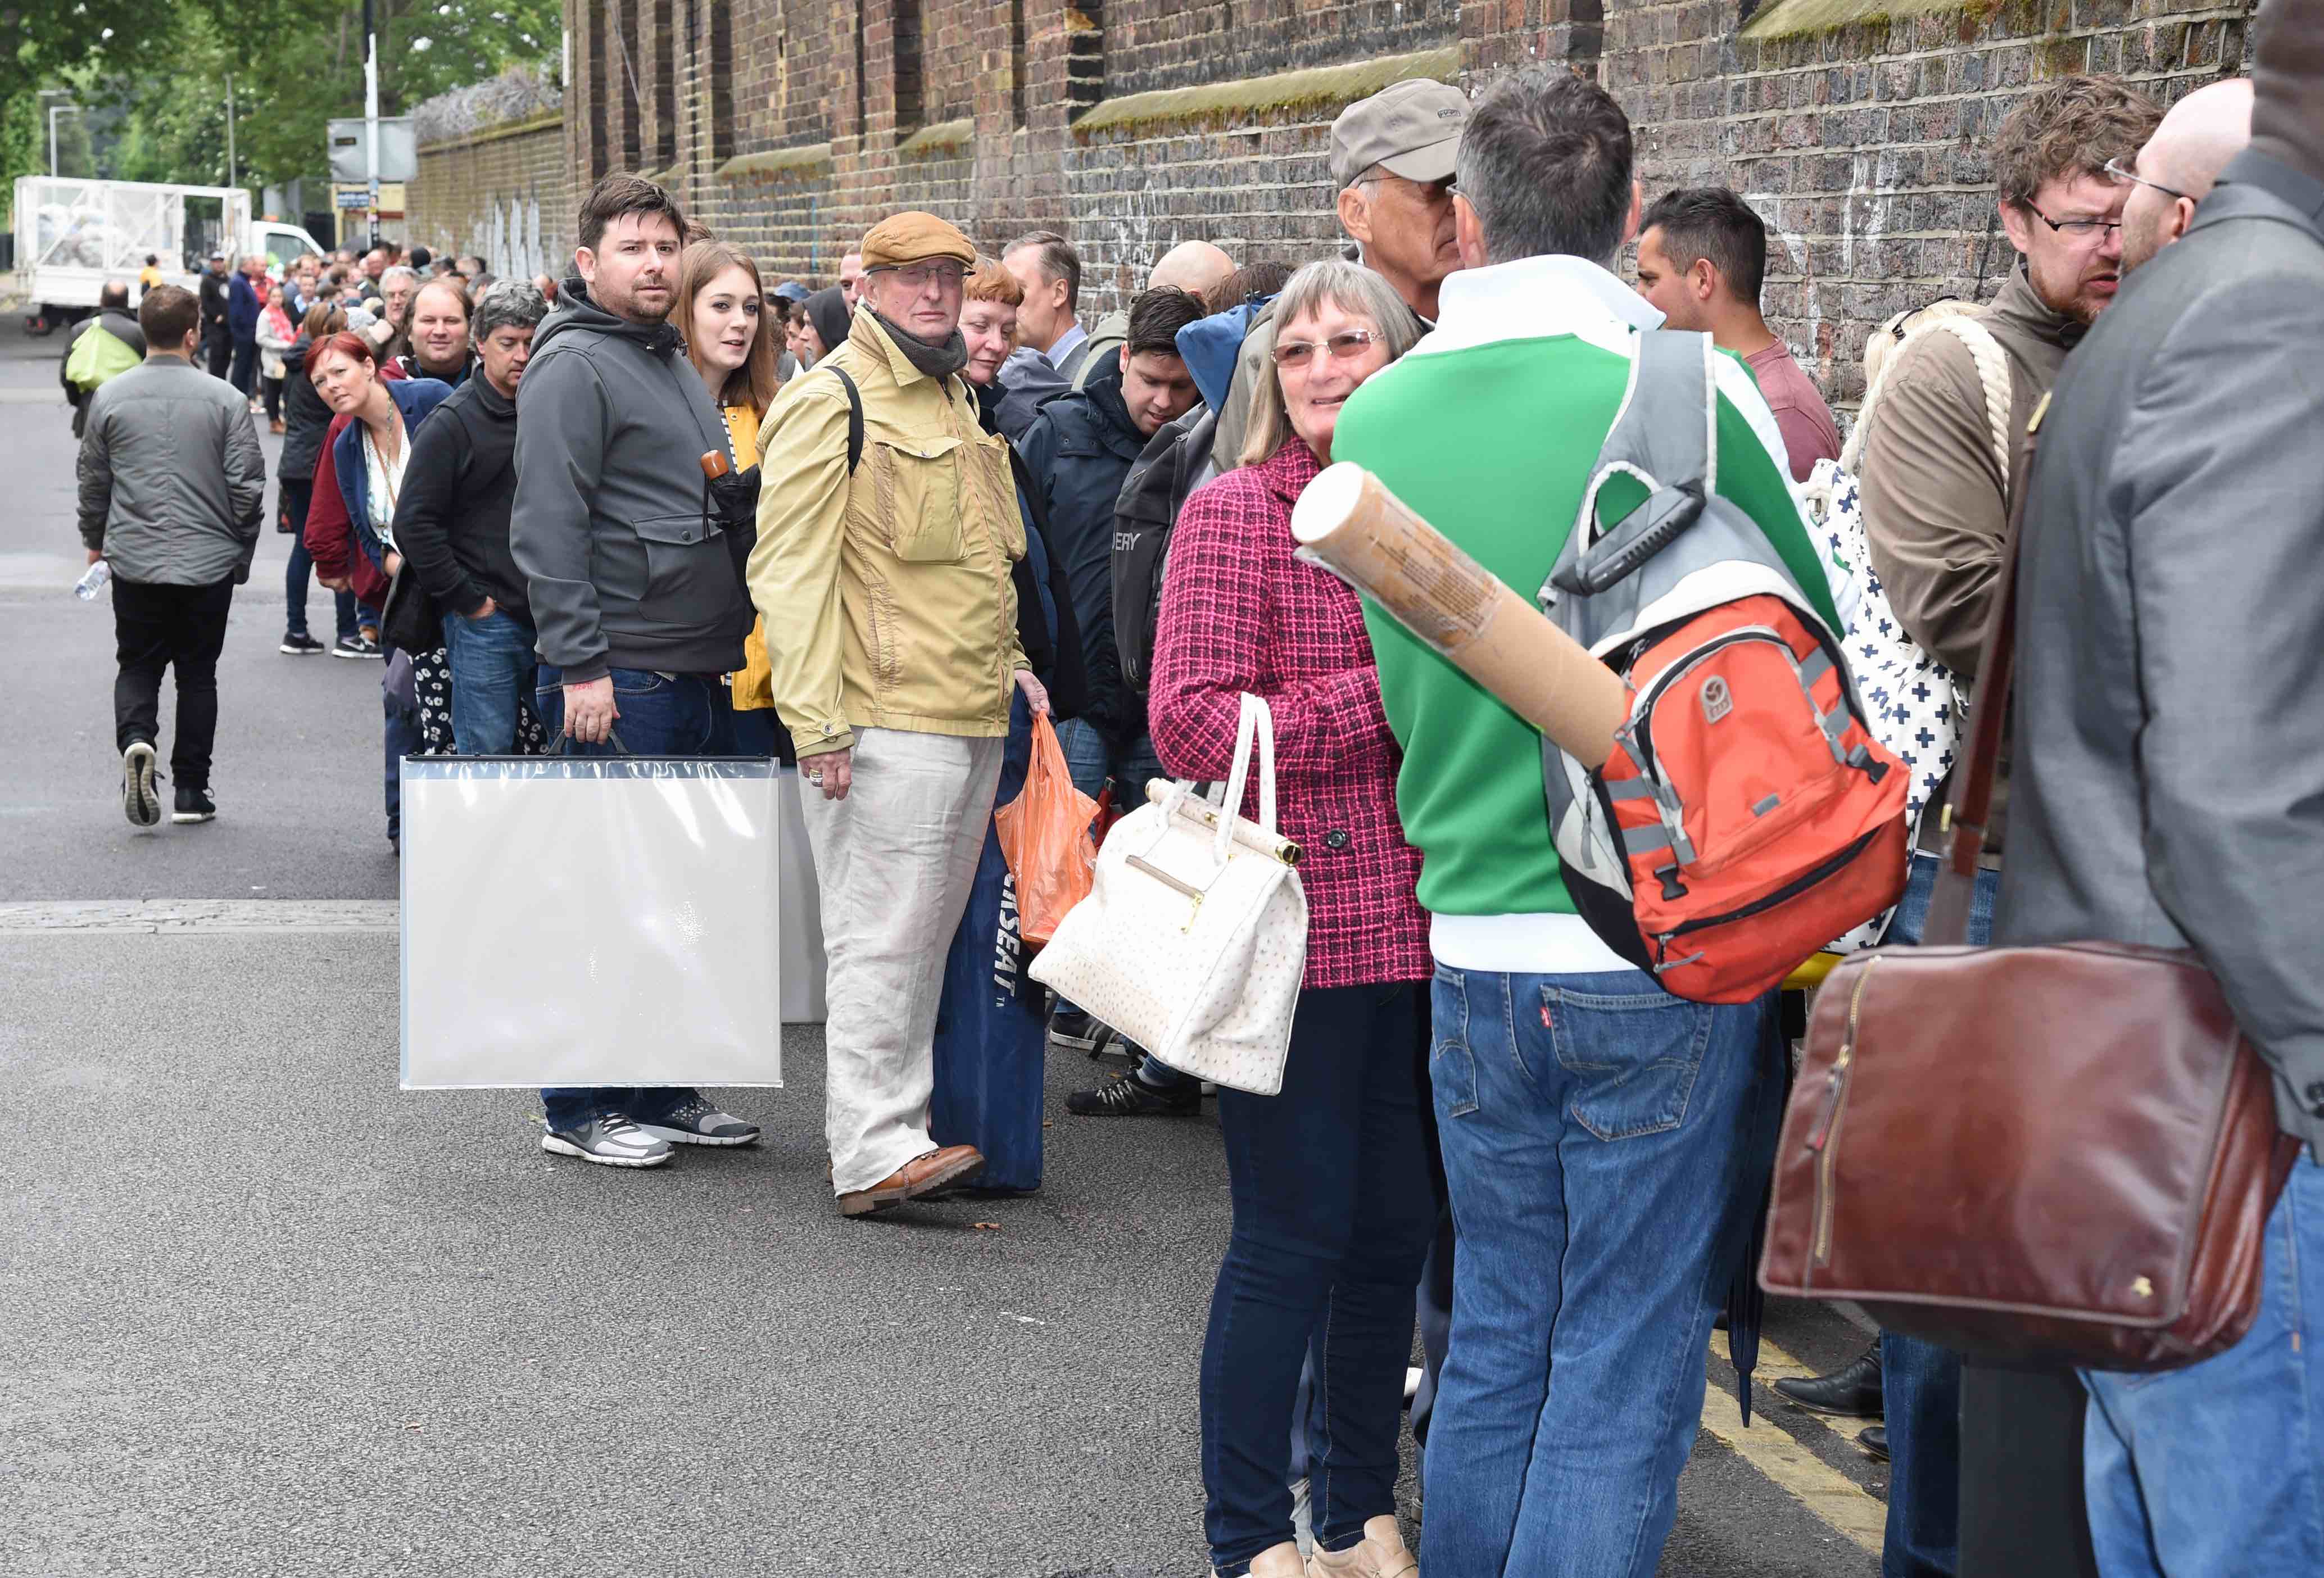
{"left": 398, "top": 756, "right": 785, "bottom": 1090}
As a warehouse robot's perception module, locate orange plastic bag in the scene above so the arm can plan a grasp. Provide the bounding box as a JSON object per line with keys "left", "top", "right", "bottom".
{"left": 994, "top": 714, "right": 1102, "bottom": 947}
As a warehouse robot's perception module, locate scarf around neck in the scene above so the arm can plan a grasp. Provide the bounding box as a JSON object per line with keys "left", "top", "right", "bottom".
{"left": 872, "top": 309, "right": 969, "bottom": 380}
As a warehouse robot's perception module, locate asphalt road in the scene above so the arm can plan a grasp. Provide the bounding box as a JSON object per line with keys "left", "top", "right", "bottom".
{"left": 0, "top": 311, "right": 1888, "bottom": 1575}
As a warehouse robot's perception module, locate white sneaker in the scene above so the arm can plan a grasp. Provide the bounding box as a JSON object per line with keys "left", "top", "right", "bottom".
{"left": 121, "top": 741, "right": 161, "bottom": 827}
{"left": 540, "top": 1114, "right": 673, "bottom": 1168}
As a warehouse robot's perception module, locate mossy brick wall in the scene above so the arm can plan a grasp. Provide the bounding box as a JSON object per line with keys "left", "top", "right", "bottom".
{"left": 407, "top": 111, "right": 574, "bottom": 280}
{"left": 413, "top": 0, "right": 2251, "bottom": 392}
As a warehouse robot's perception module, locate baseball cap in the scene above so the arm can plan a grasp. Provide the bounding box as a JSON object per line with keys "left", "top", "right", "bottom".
{"left": 772, "top": 280, "right": 812, "bottom": 303}
{"left": 1330, "top": 78, "right": 1469, "bottom": 189}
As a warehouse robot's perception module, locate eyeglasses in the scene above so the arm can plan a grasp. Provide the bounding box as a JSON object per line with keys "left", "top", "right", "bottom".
{"left": 2025, "top": 204, "right": 2123, "bottom": 244}
{"left": 870, "top": 261, "right": 968, "bottom": 292}
{"left": 1271, "top": 328, "right": 1379, "bottom": 369}
{"left": 2102, "top": 156, "right": 2190, "bottom": 203}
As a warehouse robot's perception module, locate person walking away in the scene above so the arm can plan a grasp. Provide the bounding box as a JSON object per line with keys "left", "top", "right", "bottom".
{"left": 1831, "top": 75, "right": 2159, "bottom": 1578}
{"left": 256, "top": 284, "right": 297, "bottom": 434}
{"left": 226, "top": 256, "right": 267, "bottom": 400}
{"left": 509, "top": 174, "right": 764, "bottom": 1168}
{"left": 1212, "top": 79, "right": 1467, "bottom": 465}
{"left": 2001, "top": 17, "right": 2318, "bottom": 1572}
{"left": 61, "top": 280, "right": 147, "bottom": 439}
{"left": 750, "top": 212, "right": 1048, "bottom": 1217}
{"left": 994, "top": 230, "right": 1089, "bottom": 437}
{"left": 302, "top": 332, "right": 454, "bottom": 847}
{"left": 1633, "top": 187, "right": 1841, "bottom": 482}
{"left": 394, "top": 278, "right": 549, "bottom": 755}
{"left": 137, "top": 254, "right": 164, "bottom": 299}
{"left": 198, "top": 253, "right": 232, "bottom": 378}
{"left": 1154, "top": 258, "right": 1434, "bottom": 1578}
{"left": 393, "top": 278, "right": 474, "bottom": 388}
{"left": 78, "top": 284, "right": 264, "bottom": 827}
{"left": 1331, "top": 69, "right": 1816, "bottom": 1578}
{"left": 676, "top": 240, "right": 789, "bottom": 761}
{"left": 1014, "top": 287, "right": 1212, "bottom": 1109}
{"left": 278, "top": 302, "right": 355, "bottom": 656}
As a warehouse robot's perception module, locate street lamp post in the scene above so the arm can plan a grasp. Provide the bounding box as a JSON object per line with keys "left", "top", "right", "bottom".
{"left": 47, "top": 103, "right": 83, "bottom": 178}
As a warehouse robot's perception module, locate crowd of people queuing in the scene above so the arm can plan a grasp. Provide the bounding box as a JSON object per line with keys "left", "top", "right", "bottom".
{"left": 69, "top": 6, "right": 2324, "bottom": 1572}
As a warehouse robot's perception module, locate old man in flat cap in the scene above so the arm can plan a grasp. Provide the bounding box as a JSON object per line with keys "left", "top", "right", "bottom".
{"left": 751, "top": 211, "right": 1049, "bottom": 1218}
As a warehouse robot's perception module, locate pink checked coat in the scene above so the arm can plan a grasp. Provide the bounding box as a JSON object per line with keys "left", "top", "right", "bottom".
{"left": 1147, "top": 436, "right": 1430, "bottom": 990}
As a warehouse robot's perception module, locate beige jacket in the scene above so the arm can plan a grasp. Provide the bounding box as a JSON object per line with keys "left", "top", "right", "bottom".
{"left": 749, "top": 307, "right": 1025, "bottom": 760}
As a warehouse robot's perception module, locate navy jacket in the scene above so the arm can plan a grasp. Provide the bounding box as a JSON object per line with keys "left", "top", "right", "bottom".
{"left": 227, "top": 273, "right": 262, "bottom": 343}
{"left": 1015, "top": 360, "right": 1151, "bottom": 744}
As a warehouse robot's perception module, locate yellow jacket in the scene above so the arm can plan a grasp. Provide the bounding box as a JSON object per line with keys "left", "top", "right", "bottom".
{"left": 722, "top": 403, "right": 776, "bottom": 711}
{"left": 749, "top": 306, "right": 1025, "bottom": 760}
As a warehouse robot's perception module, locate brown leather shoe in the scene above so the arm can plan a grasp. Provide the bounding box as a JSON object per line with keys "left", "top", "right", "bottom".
{"left": 836, "top": 1144, "right": 985, "bottom": 1217}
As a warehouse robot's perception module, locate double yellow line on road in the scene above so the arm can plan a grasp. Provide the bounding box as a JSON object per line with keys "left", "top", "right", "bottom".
{"left": 1700, "top": 1332, "right": 1887, "bottom": 1554}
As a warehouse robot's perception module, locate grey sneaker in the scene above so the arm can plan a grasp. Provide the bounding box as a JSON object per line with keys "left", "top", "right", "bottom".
{"left": 540, "top": 1114, "right": 673, "bottom": 1168}
{"left": 633, "top": 1095, "right": 760, "bottom": 1147}
{"left": 121, "top": 741, "right": 161, "bottom": 827}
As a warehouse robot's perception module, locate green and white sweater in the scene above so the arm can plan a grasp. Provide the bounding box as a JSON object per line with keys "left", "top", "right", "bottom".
{"left": 1333, "top": 255, "right": 1832, "bottom": 975}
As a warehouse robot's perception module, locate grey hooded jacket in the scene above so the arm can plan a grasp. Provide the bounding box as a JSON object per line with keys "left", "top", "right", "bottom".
{"left": 509, "top": 275, "right": 753, "bottom": 684}
{"left": 76, "top": 356, "right": 265, "bottom": 585}
{"left": 2001, "top": 149, "right": 2324, "bottom": 1156}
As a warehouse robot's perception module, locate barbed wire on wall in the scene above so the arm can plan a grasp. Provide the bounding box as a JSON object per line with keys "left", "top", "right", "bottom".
{"left": 414, "top": 62, "right": 565, "bottom": 144}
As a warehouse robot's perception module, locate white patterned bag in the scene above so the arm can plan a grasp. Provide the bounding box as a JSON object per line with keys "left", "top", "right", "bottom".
{"left": 1029, "top": 693, "right": 1308, "bottom": 1095}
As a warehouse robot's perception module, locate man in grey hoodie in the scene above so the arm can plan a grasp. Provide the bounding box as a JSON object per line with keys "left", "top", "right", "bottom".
{"left": 508, "top": 174, "right": 762, "bottom": 1169}
{"left": 78, "top": 284, "right": 264, "bottom": 829}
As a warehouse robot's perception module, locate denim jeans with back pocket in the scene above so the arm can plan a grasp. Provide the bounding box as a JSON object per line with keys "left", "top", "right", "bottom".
{"left": 1421, "top": 965, "right": 1780, "bottom": 1578}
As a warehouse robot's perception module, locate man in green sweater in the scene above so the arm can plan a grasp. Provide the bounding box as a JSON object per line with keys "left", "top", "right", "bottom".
{"left": 1332, "top": 69, "right": 1820, "bottom": 1577}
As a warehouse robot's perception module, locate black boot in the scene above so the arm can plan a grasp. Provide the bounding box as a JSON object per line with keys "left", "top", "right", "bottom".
{"left": 1772, "top": 1340, "right": 1883, "bottom": 1419}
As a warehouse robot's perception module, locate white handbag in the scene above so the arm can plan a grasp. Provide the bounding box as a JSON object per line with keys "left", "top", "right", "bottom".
{"left": 1029, "top": 693, "right": 1308, "bottom": 1095}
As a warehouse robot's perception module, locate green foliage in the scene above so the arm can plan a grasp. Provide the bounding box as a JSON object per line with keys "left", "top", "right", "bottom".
{"left": 17, "top": 0, "right": 562, "bottom": 196}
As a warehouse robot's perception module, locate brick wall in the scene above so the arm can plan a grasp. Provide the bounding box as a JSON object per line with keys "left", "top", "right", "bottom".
{"left": 408, "top": 67, "right": 575, "bottom": 279}
{"left": 410, "top": 0, "right": 2252, "bottom": 399}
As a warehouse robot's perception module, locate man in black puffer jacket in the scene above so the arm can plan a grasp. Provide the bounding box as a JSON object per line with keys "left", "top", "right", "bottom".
{"left": 1015, "top": 284, "right": 1206, "bottom": 1104}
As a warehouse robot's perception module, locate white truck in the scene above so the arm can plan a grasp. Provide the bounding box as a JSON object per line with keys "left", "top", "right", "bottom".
{"left": 11, "top": 175, "right": 330, "bottom": 334}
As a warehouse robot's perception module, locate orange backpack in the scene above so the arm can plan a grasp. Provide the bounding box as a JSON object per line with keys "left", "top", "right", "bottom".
{"left": 1541, "top": 333, "right": 1908, "bottom": 1004}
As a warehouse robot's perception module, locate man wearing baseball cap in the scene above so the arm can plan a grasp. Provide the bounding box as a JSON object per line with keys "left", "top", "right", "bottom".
{"left": 198, "top": 252, "right": 233, "bottom": 379}
{"left": 1214, "top": 75, "right": 1469, "bottom": 461}
{"left": 751, "top": 211, "right": 1050, "bottom": 1218}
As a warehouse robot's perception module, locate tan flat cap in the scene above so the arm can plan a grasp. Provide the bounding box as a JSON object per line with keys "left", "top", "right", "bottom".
{"left": 1331, "top": 78, "right": 1469, "bottom": 189}
{"left": 859, "top": 211, "right": 977, "bottom": 270}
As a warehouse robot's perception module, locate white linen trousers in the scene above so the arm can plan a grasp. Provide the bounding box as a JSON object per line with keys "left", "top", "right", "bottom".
{"left": 799, "top": 725, "right": 1005, "bottom": 1194}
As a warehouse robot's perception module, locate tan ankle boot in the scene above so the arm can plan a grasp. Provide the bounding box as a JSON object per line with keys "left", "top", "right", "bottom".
{"left": 1306, "top": 1516, "right": 1417, "bottom": 1578}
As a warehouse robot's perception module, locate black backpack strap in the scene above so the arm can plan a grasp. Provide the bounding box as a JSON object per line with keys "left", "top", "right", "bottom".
{"left": 826, "top": 364, "right": 865, "bottom": 474}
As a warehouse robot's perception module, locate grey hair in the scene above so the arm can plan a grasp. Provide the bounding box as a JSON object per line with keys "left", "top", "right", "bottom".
{"left": 380, "top": 265, "right": 421, "bottom": 290}
{"left": 1455, "top": 67, "right": 1636, "bottom": 269}
{"left": 1238, "top": 259, "right": 1422, "bottom": 470}
{"left": 473, "top": 277, "right": 549, "bottom": 342}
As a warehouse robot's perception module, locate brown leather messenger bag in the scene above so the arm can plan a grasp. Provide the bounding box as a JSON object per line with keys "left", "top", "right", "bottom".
{"left": 1759, "top": 394, "right": 2300, "bottom": 1371}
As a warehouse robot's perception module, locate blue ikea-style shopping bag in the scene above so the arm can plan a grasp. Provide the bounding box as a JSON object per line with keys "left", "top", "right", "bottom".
{"left": 930, "top": 696, "right": 1047, "bottom": 1191}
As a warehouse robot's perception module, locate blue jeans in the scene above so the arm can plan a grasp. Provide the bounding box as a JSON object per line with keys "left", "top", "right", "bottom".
{"left": 1878, "top": 851, "right": 1999, "bottom": 1578}
{"left": 1203, "top": 982, "right": 1439, "bottom": 1575}
{"left": 533, "top": 666, "right": 736, "bottom": 1128}
{"left": 1423, "top": 965, "right": 1780, "bottom": 1578}
{"left": 1054, "top": 716, "right": 1195, "bottom": 1088}
{"left": 2079, "top": 1154, "right": 2324, "bottom": 1576}
{"left": 440, "top": 609, "right": 536, "bottom": 756}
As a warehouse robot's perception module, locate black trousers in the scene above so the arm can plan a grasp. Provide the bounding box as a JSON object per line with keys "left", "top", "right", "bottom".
{"left": 228, "top": 339, "right": 258, "bottom": 396}
{"left": 202, "top": 325, "right": 232, "bottom": 379}
{"left": 113, "top": 576, "right": 234, "bottom": 790}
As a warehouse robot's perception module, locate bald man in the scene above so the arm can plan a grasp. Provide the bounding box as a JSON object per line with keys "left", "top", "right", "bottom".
{"left": 1147, "top": 239, "right": 1236, "bottom": 299}
{"left": 2121, "top": 76, "right": 2256, "bottom": 275}
{"left": 1070, "top": 241, "right": 1238, "bottom": 392}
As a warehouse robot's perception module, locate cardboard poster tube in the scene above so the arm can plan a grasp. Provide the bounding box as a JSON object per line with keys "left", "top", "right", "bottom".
{"left": 1291, "top": 462, "right": 1628, "bottom": 770}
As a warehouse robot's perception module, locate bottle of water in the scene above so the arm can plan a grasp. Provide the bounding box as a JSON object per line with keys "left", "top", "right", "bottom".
{"left": 74, "top": 560, "right": 112, "bottom": 600}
